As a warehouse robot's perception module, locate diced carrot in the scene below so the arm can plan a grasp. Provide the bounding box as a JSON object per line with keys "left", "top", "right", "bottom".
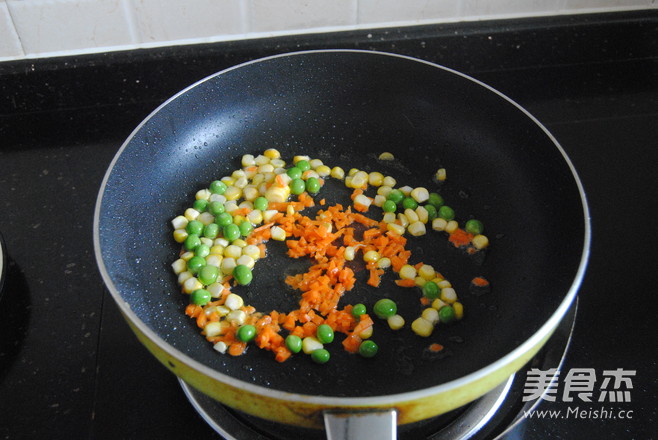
{"left": 395, "top": 278, "right": 416, "bottom": 288}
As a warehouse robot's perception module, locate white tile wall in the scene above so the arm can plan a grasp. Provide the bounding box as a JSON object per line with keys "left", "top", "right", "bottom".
{"left": 1, "top": 0, "right": 656, "bottom": 61}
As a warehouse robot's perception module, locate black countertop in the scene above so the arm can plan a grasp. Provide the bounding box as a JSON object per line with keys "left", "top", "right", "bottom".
{"left": 1, "top": 10, "right": 656, "bottom": 440}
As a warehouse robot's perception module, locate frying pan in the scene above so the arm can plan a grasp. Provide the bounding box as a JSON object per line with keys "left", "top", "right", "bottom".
{"left": 94, "top": 50, "right": 590, "bottom": 438}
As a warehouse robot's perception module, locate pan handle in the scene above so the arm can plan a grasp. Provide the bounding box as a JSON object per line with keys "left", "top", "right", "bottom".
{"left": 323, "top": 409, "right": 397, "bottom": 440}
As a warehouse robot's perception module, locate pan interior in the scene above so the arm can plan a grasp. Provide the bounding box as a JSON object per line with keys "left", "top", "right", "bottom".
{"left": 97, "top": 51, "right": 585, "bottom": 398}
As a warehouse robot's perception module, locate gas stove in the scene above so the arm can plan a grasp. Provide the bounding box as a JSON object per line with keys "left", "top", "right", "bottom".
{"left": 180, "top": 302, "right": 577, "bottom": 440}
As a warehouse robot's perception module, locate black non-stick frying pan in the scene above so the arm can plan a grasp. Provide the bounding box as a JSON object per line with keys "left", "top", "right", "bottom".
{"left": 94, "top": 50, "right": 589, "bottom": 437}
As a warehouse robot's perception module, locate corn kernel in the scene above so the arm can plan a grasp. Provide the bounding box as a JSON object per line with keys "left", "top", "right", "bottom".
{"left": 407, "top": 221, "right": 427, "bottom": 237}
{"left": 223, "top": 244, "right": 242, "bottom": 259}
{"left": 196, "top": 189, "right": 211, "bottom": 201}
{"left": 173, "top": 229, "right": 188, "bottom": 243}
{"left": 344, "top": 246, "right": 356, "bottom": 261}
{"left": 241, "top": 154, "right": 256, "bottom": 167}
{"left": 383, "top": 176, "right": 396, "bottom": 187}
{"left": 232, "top": 238, "right": 247, "bottom": 248}
{"left": 302, "top": 336, "right": 324, "bottom": 354}
{"left": 220, "top": 176, "right": 235, "bottom": 186}
{"left": 436, "top": 168, "right": 447, "bottom": 181}
{"left": 220, "top": 257, "right": 237, "bottom": 275}
{"left": 270, "top": 226, "right": 287, "bottom": 241}
{"left": 440, "top": 287, "right": 458, "bottom": 303}
{"left": 377, "top": 257, "right": 391, "bottom": 269}
{"left": 171, "top": 215, "right": 188, "bottom": 230}
{"left": 247, "top": 209, "right": 263, "bottom": 225}
{"left": 363, "top": 250, "right": 380, "bottom": 263}
{"left": 399, "top": 185, "right": 413, "bottom": 196}
{"left": 236, "top": 254, "right": 255, "bottom": 269}
{"left": 178, "top": 271, "right": 192, "bottom": 285}
{"left": 387, "top": 222, "right": 405, "bottom": 235}
{"left": 378, "top": 152, "right": 394, "bottom": 160}
{"left": 243, "top": 186, "right": 259, "bottom": 201}
{"left": 453, "top": 302, "right": 464, "bottom": 320}
{"left": 472, "top": 234, "right": 489, "bottom": 249}
{"left": 354, "top": 194, "right": 372, "bottom": 210}
{"left": 227, "top": 309, "right": 246, "bottom": 325}
{"left": 373, "top": 194, "right": 386, "bottom": 207}
{"left": 316, "top": 165, "right": 331, "bottom": 177}
{"left": 204, "top": 321, "right": 228, "bottom": 338}
{"left": 330, "top": 166, "right": 345, "bottom": 179}
{"left": 387, "top": 314, "right": 405, "bottom": 330}
{"left": 416, "top": 206, "right": 429, "bottom": 224}
{"left": 180, "top": 251, "right": 194, "bottom": 261}
{"left": 270, "top": 158, "right": 286, "bottom": 168}
{"left": 445, "top": 220, "right": 459, "bottom": 233}
{"left": 207, "top": 282, "right": 225, "bottom": 298}
{"left": 411, "top": 317, "right": 434, "bottom": 337}
{"left": 171, "top": 258, "right": 187, "bottom": 275}
{"left": 418, "top": 264, "right": 435, "bottom": 280}
{"left": 242, "top": 245, "right": 261, "bottom": 260}
{"left": 404, "top": 208, "right": 419, "bottom": 223}
{"left": 377, "top": 185, "right": 392, "bottom": 197}
{"left": 414, "top": 276, "right": 426, "bottom": 287}
{"left": 437, "top": 279, "right": 452, "bottom": 289}
{"left": 183, "top": 277, "right": 203, "bottom": 294}
{"left": 264, "top": 148, "right": 280, "bottom": 159}
{"left": 382, "top": 212, "right": 396, "bottom": 223}
{"left": 422, "top": 307, "right": 439, "bottom": 325}
{"left": 410, "top": 187, "right": 429, "bottom": 203}
{"left": 259, "top": 163, "right": 275, "bottom": 174}
{"left": 225, "top": 293, "right": 244, "bottom": 310}
{"left": 254, "top": 155, "right": 270, "bottom": 166}
{"left": 397, "top": 213, "right": 409, "bottom": 228}
{"left": 206, "top": 255, "right": 223, "bottom": 268}
{"left": 213, "top": 341, "right": 228, "bottom": 353}
{"left": 432, "top": 218, "right": 448, "bottom": 231}
{"left": 197, "top": 212, "right": 215, "bottom": 226}
{"left": 184, "top": 208, "right": 200, "bottom": 221}
{"left": 224, "top": 186, "right": 242, "bottom": 201}
{"left": 399, "top": 264, "right": 417, "bottom": 280}
{"left": 368, "top": 172, "right": 385, "bottom": 187}
{"left": 431, "top": 298, "right": 447, "bottom": 310}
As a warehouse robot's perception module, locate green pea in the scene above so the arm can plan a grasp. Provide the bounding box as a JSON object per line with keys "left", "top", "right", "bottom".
{"left": 352, "top": 303, "right": 367, "bottom": 318}
{"left": 382, "top": 200, "right": 397, "bottom": 213}
{"left": 290, "top": 178, "right": 306, "bottom": 195}
{"left": 203, "top": 223, "right": 219, "bottom": 239}
{"left": 424, "top": 204, "right": 438, "bottom": 221}
{"left": 184, "top": 234, "right": 201, "bottom": 251}
{"left": 402, "top": 197, "right": 418, "bottom": 210}
{"left": 422, "top": 281, "right": 440, "bottom": 299}
{"left": 359, "top": 340, "right": 378, "bottom": 358}
{"left": 237, "top": 324, "right": 257, "bottom": 342}
{"left": 190, "top": 289, "right": 211, "bottom": 306}
{"left": 215, "top": 212, "right": 233, "bottom": 227}
{"left": 296, "top": 160, "right": 311, "bottom": 172}
{"left": 373, "top": 298, "right": 397, "bottom": 319}
{"left": 223, "top": 223, "right": 241, "bottom": 242}
{"left": 193, "top": 199, "right": 208, "bottom": 212}
{"left": 465, "top": 219, "right": 484, "bottom": 235}
{"left": 198, "top": 264, "right": 219, "bottom": 285}
{"left": 187, "top": 256, "right": 206, "bottom": 275}
{"left": 186, "top": 220, "right": 204, "bottom": 235}
{"left": 428, "top": 192, "right": 444, "bottom": 208}
{"left": 285, "top": 335, "right": 302, "bottom": 353}
{"left": 316, "top": 324, "right": 334, "bottom": 344}
{"left": 438, "top": 205, "right": 455, "bottom": 220}
{"left": 387, "top": 189, "right": 404, "bottom": 204}
{"left": 305, "top": 177, "right": 321, "bottom": 194}
{"left": 233, "top": 264, "right": 253, "bottom": 286}
{"left": 311, "top": 348, "right": 330, "bottom": 364}
{"left": 253, "top": 196, "right": 268, "bottom": 211}
{"left": 195, "top": 244, "right": 210, "bottom": 258}
{"left": 239, "top": 221, "right": 253, "bottom": 237}
{"left": 209, "top": 180, "right": 227, "bottom": 195}
{"left": 208, "top": 201, "right": 225, "bottom": 216}
{"left": 439, "top": 305, "right": 455, "bottom": 324}
{"left": 286, "top": 167, "right": 302, "bottom": 180}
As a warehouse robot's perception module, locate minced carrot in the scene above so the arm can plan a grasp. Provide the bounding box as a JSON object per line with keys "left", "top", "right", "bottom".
{"left": 449, "top": 228, "right": 474, "bottom": 248}
{"left": 471, "top": 276, "right": 489, "bottom": 287}
{"left": 429, "top": 343, "right": 444, "bottom": 352}
{"left": 395, "top": 278, "right": 416, "bottom": 288}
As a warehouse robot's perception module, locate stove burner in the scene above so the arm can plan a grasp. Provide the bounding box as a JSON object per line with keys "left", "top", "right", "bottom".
{"left": 180, "top": 302, "right": 577, "bottom": 440}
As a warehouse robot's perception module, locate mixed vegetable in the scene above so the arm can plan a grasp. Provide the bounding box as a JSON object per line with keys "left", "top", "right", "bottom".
{"left": 170, "top": 150, "right": 489, "bottom": 364}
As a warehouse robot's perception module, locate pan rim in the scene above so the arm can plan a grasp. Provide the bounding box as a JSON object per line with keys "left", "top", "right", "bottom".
{"left": 93, "top": 48, "right": 591, "bottom": 405}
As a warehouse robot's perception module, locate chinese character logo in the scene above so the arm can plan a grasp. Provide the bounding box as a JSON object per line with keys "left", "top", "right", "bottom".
{"left": 522, "top": 368, "right": 635, "bottom": 403}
